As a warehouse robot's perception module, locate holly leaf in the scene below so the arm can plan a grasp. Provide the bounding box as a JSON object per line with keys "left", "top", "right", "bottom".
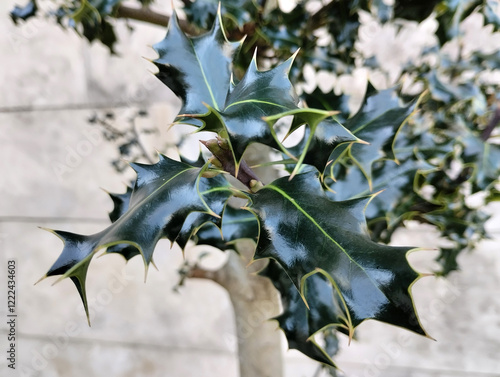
{"left": 301, "top": 88, "right": 351, "bottom": 123}
{"left": 153, "top": 10, "right": 242, "bottom": 124}
{"left": 393, "top": 0, "right": 440, "bottom": 22}
{"left": 154, "top": 11, "right": 300, "bottom": 172}
{"left": 248, "top": 172, "right": 428, "bottom": 337}
{"left": 194, "top": 205, "right": 259, "bottom": 250}
{"left": 327, "top": 84, "right": 416, "bottom": 185}
{"left": 265, "top": 108, "right": 361, "bottom": 177}
{"left": 55, "top": 0, "right": 121, "bottom": 53}
{"left": 180, "top": 150, "right": 206, "bottom": 168}
{"left": 40, "top": 154, "right": 231, "bottom": 322}
{"left": 328, "top": 158, "right": 435, "bottom": 227}
{"left": 105, "top": 186, "right": 141, "bottom": 261}
{"left": 196, "top": 53, "right": 300, "bottom": 172}
{"left": 260, "top": 259, "right": 343, "bottom": 367}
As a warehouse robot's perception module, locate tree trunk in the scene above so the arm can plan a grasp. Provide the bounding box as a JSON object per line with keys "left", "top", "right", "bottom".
{"left": 190, "top": 245, "right": 283, "bottom": 377}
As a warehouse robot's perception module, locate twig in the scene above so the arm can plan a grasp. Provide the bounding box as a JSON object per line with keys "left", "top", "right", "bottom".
{"left": 308, "top": 0, "right": 338, "bottom": 30}
{"left": 481, "top": 104, "right": 500, "bottom": 141}
{"left": 188, "top": 265, "right": 220, "bottom": 282}
{"left": 201, "top": 138, "right": 262, "bottom": 190}
{"left": 115, "top": 4, "right": 198, "bottom": 35}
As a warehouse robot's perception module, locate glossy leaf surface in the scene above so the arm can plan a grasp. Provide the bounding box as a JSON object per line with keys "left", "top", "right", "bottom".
{"left": 154, "top": 12, "right": 300, "bottom": 167}
{"left": 195, "top": 205, "right": 259, "bottom": 250}
{"left": 153, "top": 11, "right": 241, "bottom": 122}
{"left": 198, "top": 54, "right": 300, "bottom": 167}
{"left": 327, "top": 84, "right": 416, "bottom": 184}
{"left": 42, "top": 154, "right": 231, "bottom": 320}
{"left": 328, "top": 159, "right": 435, "bottom": 226}
{"left": 261, "top": 259, "right": 342, "bottom": 366}
{"left": 249, "top": 172, "right": 427, "bottom": 336}
{"left": 105, "top": 186, "right": 141, "bottom": 260}
{"left": 265, "top": 108, "right": 359, "bottom": 177}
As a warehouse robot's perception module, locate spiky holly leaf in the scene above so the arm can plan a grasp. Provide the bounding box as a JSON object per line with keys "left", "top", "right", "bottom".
{"left": 105, "top": 186, "right": 141, "bottom": 261}
{"left": 260, "top": 259, "right": 344, "bottom": 367}
{"left": 195, "top": 53, "right": 300, "bottom": 172}
{"left": 194, "top": 205, "right": 258, "bottom": 250}
{"left": 40, "top": 154, "right": 231, "bottom": 321}
{"left": 247, "top": 172, "right": 428, "bottom": 337}
{"left": 180, "top": 150, "right": 206, "bottom": 168}
{"left": 326, "top": 84, "right": 416, "bottom": 185}
{"left": 328, "top": 158, "right": 435, "bottom": 227}
{"left": 153, "top": 10, "right": 241, "bottom": 124}
{"left": 154, "top": 11, "right": 300, "bottom": 171}
{"left": 301, "top": 88, "right": 351, "bottom": 123}
{"left": 265, "top": 108, "right": 360, "bottom": 177}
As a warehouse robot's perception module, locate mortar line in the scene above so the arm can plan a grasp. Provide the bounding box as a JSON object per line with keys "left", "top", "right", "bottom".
{"left": 0, "top": 101, "right": 159, "bottom": 114}
{"left": 0, "top": 216, "right": 109, "bottom": 224}
{"left": 0, "top": 330, "right": 235, "bottom": 357}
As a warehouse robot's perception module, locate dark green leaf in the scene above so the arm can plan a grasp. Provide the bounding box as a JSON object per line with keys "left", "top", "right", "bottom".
{"left": 196, "top": 53, "right": 300, "bottom": 169}
{"left": 260, "top": 259, "right": 341, "bottom": 367}
{"left": 248, "top": 172, "right": 428, "bottom": 337}
{"left": 153, "top": 11, "right": 241, "bottom": 124}
{"left": 266, "top": 108, "right": 359, "bottom": 175}
{"left": 393, "top": 0, "right": 440, "bottom": 22}
{"left": 301, "top": 88, "right": 351, "bottom": 123}
{"left": 195, "top": 205, "right": 259, "bottom": 250}
{"left": 106, "top": 186, "right": 141, "bottom": 260}
{"left": 435, "top": 247, "right": 461, "bottom": 276}
{"left": 180, "top": 150, "right": 206, "bottom": 168}
{"left": 41, "top": 154, "right": 231, "bottom": 321}
{"left": 327, "top": 84, "right": 416, "bottom": 184}
{"left": 64, "top": 0, "right": 122, "bottom": 53}
{"left": 184, "top": 0, "right": 257, "bottom": 29}
{"left": 328, "top": 159, "right": 435, "bottom": 226}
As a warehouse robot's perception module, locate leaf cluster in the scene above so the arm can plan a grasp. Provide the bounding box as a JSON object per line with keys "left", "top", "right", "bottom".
{"left": 12, "top": 0, "right": 500, "bottom": 275}
{"left": 36, "top": 9, "right": 438, "bottom": 367}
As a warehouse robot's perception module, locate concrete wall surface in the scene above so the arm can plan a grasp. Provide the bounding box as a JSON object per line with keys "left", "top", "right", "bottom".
{"left": 0, "top": 1, "right": 499, "bottom": 377}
